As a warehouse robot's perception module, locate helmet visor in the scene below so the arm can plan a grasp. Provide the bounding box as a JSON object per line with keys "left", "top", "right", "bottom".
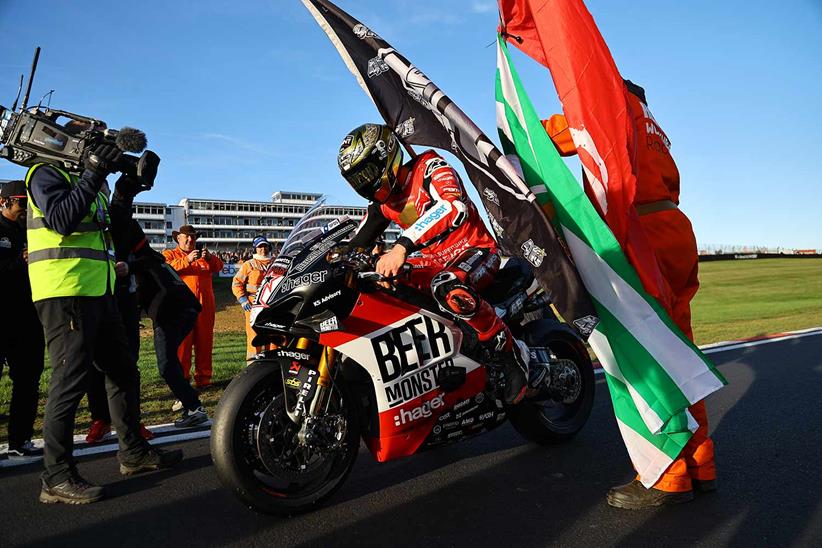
{"left": 343, "top": 161, "right": 384, "bottom": 199}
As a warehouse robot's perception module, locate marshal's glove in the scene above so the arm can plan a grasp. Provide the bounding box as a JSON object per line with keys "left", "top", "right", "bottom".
{"left": 238, "top": 296, "right": 252, "bottom": 312}
{"left": 84, "top": 144, "right": 122, "bottom": 179}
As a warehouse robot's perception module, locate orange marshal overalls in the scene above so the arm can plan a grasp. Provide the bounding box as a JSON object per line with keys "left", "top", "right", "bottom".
{"left": 544, "top": 91, "right": 715, "bottom": 493}
{"left": 231, "top": 256, "right": 277, "bottom": 359}
{"left": 162, "top": 247, "right": 224, "bottom": 387}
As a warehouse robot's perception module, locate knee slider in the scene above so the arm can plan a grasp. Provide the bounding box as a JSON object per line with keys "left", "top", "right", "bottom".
{"left": 431, "top": 272, "right": 480, "bottom": 319}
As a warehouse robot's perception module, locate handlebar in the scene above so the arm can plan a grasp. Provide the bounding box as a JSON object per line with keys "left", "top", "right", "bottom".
{"left": 356, "top": 263, "right": 412, "bottom": 284}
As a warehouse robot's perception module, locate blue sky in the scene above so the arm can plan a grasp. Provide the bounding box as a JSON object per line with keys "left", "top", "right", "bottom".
{"left": 1, "top": 0, "right": 820, "bottom": 249}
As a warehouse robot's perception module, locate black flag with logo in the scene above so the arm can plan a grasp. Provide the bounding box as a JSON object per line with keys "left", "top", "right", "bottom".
{"left": 302, "top": 0, "right": 598, "bottom": 337}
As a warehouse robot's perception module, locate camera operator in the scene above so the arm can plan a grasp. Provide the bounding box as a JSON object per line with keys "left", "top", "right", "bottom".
{"left": 25, "top": 146, "right": 183, "bottom": 505}
{"left": 0, "top": 180, "right": 45, "bottom": 460}
{"left": 107, "top": 177, "right": 208, "bottom": 428}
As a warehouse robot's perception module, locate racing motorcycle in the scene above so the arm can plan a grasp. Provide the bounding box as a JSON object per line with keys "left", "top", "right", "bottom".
{"left": 210, "top": 217, "right": 594, "bottom": 515}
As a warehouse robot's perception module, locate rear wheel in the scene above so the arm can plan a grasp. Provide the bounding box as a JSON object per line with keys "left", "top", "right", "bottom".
{"left": 507, "top": 333, "right": 595, "bottom": 444}
{"left": 210, "top": 359, "right": 360, "bottom": 515}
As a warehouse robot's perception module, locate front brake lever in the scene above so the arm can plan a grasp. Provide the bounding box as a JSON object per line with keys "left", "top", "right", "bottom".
{"left": 357, "top": 262, "right": 412, "bottom": 287}
{"left": 357, "top": 271, "right": 383, "bottom": 282}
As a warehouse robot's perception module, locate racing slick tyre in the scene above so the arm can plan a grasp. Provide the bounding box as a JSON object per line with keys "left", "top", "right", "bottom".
{"left": 211, "top": 358, "right": 360, "bottom": 516}
{"left": 507, "top": 320, "right": 595, "bottom": 444}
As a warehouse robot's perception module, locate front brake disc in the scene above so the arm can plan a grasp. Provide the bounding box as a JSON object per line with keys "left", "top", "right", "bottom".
{"left": 256, "top": 397, "right": 331, "bottom": 483}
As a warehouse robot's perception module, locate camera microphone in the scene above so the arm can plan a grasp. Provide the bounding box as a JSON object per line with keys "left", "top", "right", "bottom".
{"left": 114, "top": 127, "right": 147, "bottom": 153}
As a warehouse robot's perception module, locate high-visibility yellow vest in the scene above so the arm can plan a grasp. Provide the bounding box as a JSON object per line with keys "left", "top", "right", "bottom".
{"left": 25, "top": 164, "right": 116, "bottom": 301}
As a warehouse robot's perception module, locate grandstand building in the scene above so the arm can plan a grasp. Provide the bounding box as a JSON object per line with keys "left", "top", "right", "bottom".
{"left": 132, "top": 191, "right": 397, "bottom": 251}
{"left": 131, "top": 202, "right": 185, "bottom": 249}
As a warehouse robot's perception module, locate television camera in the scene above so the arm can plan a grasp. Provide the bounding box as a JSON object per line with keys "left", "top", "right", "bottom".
{"left": 0, "top": 47, "right": 160, "bottom": 190}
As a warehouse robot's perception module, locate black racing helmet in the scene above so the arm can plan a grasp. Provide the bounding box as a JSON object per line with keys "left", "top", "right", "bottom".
{"left": 338, "top": 123, "right": 403, "bottom": 203}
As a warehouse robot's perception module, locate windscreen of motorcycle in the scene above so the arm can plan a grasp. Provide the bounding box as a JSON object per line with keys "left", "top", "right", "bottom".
{"left": 251, "top": 217, "right": 360, "bottom": 334}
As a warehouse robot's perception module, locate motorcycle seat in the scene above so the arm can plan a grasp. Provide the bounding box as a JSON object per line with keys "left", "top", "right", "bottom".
{"left": 479, "top": 257, "right": 534, "bottom": 305}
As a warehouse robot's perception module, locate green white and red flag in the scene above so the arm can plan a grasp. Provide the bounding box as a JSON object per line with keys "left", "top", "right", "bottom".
{"left": 498, "top": 0, "right": 674, "bottom": 311}
{"left": 496, "top": 35, "right": 726, "bottom": 486}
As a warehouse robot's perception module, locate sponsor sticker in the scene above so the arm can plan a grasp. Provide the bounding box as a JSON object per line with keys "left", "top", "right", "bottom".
{"left": 374, "top": 315, "right": 454, "bottom": 406}
{"left": 453, "top": 398, "right": 472, "bottom": 411}
{"left": 289, "top": 223, "right": 356, "bottom": 274}
{"left": 456, "top": 405, "right": 479, "bottom": 420}
{"left": 319, "top": 316, "right": 339, "bottom": 332}
{"left": 393, "top": 394, "right": 444, "bottom": 426}
{"left": 276, "top": 350, "right": 311, "bottom": 361}
{"left": 279, "top": 270, "right": 328, "bottom": 293}
{"left": 478, "top": 411, "right": 495, "bottom": 421}
{"left": 313, "top": 290, "right": 341, "bottom": 307}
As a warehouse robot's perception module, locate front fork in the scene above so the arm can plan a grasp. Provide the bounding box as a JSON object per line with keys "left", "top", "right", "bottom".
{"left": 287, "top": 337, "right": 336, "bottom": 424}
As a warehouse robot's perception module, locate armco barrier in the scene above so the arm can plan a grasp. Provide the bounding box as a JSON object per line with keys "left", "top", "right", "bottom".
{"left": 699, "top": 253, "right": 822, "bottom": 262}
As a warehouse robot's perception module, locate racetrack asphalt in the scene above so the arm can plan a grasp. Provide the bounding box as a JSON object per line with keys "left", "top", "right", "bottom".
{"left": 1, "top": 333, "right": 820, "bottom": 547}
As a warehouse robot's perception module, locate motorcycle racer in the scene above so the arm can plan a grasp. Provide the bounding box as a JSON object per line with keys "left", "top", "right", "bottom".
{"left": 340, "top": 123, "right": 535, "bottom": 404}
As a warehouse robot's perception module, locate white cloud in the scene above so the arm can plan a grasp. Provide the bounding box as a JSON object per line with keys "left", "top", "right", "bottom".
{"left": 471, "top": 1, "right": 497, "bottom": 14}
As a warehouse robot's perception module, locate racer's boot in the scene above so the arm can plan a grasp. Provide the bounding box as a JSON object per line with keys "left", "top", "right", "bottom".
{"left": 484, "top": 327, "right": 530, "bottom": 405}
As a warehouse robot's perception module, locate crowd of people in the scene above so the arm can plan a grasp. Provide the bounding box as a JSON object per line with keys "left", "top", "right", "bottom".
{"left": 213, "top": 247, "right": 280, "bottom": 266}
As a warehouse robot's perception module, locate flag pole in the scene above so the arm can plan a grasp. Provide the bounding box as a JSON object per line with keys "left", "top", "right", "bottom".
{"left": 398, "top": 136, "right": 417, "bottom": 159}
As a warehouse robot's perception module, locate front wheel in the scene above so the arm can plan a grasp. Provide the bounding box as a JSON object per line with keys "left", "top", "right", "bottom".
{"left": 507, "top": 324, "right": 595, "bottom": 444}
{"left": 210, "top": 359, "right": 360, "bottom": 515}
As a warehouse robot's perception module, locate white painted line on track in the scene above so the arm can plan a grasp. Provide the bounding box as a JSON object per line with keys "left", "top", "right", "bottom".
{"left": 700, "top": 327, "right": 822, "bottom": 353}
{"left": 3, "top": 327, "right": 821, "bottom": 469}
{"left": 1, "top": 425, "right": 213, "bottom": 469}
{"left": 590, "top": 327, "right": 822, "bottom": 376}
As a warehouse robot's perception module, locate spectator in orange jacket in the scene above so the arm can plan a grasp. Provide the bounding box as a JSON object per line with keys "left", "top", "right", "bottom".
{"left": 545, "top": 80, "right": 715, "bottom": 509}
{"left": 163, "top": 225, "right": 223, "bottom": 387}
{"left": 231, "top": 236, "right": 277, "bottom": 360}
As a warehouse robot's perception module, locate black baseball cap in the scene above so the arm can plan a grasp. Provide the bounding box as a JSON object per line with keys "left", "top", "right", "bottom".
{"left": 0, "top": 180, "right": 26, "bottom": 199}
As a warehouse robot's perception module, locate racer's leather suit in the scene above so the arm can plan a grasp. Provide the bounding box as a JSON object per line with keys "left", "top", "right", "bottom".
{"left": 349, "top": 150, "right": 508, "bottom": 346}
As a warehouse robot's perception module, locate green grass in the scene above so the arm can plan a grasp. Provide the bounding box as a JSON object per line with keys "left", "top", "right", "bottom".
{"left": 691, "top": 259, "right": 822, "bottom": 344}
{"left": 2, "top": 258, "right": 821, "bottom": 443}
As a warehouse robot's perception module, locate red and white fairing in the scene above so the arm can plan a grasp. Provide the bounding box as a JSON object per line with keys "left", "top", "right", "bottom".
{"left": 320, "top": 291, "right": 488, "bottom": 461}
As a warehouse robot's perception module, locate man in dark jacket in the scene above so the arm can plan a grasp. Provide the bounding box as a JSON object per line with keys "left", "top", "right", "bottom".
{"left": 107, "top": 175, "right": 208, "bottom": 428}
{"left": 0, "top": 180, "right": 45, "bottom": 459}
